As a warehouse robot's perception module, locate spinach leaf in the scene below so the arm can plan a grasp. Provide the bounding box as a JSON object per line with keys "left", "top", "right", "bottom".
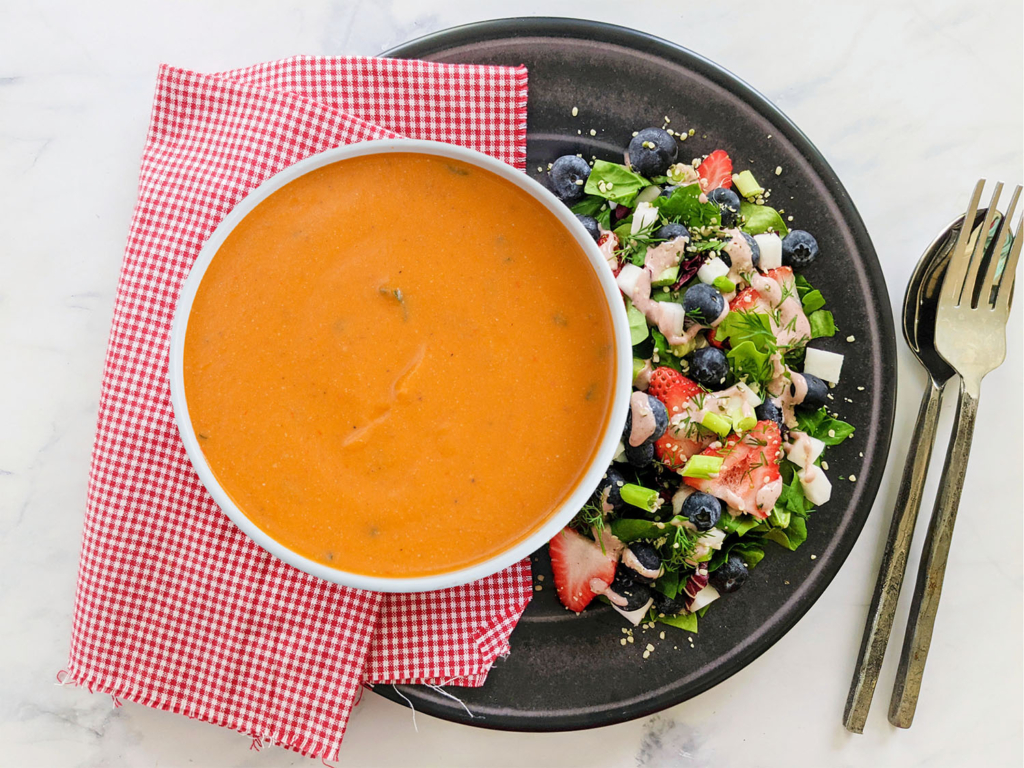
{"left": 651, "top": 329, "right": 682, "bottom": 371}
{"left": 656, "top": 611, "right": 698, "bottom": 633}
{"left": 718, "top": 514, "right": 764, "bottom": 537}
{"left": 584, "top": 160, "right": 647, "bottom": 205}
{"left": 794, "top": 273, "right": 814, "bottom": 300}
{"left": 739, "top": 201, "right": 789, "bottom": 236}
{"left": 764, "top": 515, "right": 808, "bottom": 550}
{"left": 796, "top": 408, "right": 855, "bottom": 446}
{"left": 709, "top": 539, "right": 766, "bottom": 571}
{"left": 610, "top": 517, "right": 665, "bottom": 543}
{"left": 801, "top": 289, "right": 826, "bottom": 314}
{"left": 696, "top": 604, "right": 712, "bottom": 618}
{"left": 653, "top": 570, "right": 680, "bottom": 599}
{"left": 714, "top": 311, "right": 778, "bottom": 386}
{"left": 627, "top": 302, "right": 649, "bottom": 345}
{"left": 808, "top": 310, "right": 836, "bottom": 338}
{"left": 570, "top": 195, "right": 606, "bottom": 217}
{"left": 652, "top": 184, "right": 721, "bottom": 229}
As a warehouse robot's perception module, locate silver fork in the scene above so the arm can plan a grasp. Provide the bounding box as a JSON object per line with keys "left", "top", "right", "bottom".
{"left": 888, "top": 180, "right": 1022, "bottom": 727}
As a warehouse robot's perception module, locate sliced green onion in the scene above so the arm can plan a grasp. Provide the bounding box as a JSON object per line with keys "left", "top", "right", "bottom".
{"left": 700, "top": 411, "right": 732, "bottom": 437}
{"left": 620, "top": 483, "right": 660, "bottom": 511}
{"left": 733, "top": 170, "right": 764, "bottom": 199}
{"left": 730, "top": 409, "right": 757, "bottom": 433}
{"left": 712, "top": 276, "right": 736, "bottom": 293}
{"left": 681, "top": 455, "right": 724, "bottom": 479}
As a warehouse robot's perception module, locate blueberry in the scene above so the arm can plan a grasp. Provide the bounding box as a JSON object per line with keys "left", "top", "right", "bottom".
{"left": 659, "top": 185, "right": 679, "bottom": 198}
{"left": 687, "top": 347, "right": 730, "bottom": 389}
{"left": 576, "top": 214, "right": 601, "bottom": 242}
{"left": 652, "top": 590, "right": 687, "bottom": 617}
{"left": 681, "top": 491, "right": 722, "bottom": 531}
{"left": 652, "top": 222, "right": 690, "bottom": 243}
{"left": 549, "top": 155, "right": 591, "bottom": 203}
{"left": 595, "top": 467, "right": 628, "bottom": 513}
{"left": 796, "top": 372, "right": 829, "bottom": 409}
{"left": 628, "top": 127, "right": 678, "bottom": 177}
{"left": 604, "top": 571, "right": 652, "bottom": 611}
{"left": 624, "top": 394, "right": 669, "bottom": 445}
{"left": 782, "top": 230, "right": 819, "bottom": 267}
{"left": 708, "top": 187, "right": 741, "bottom": 227}
{"left": 648, "top": 396, "right": 668, "bottom": 441}
{"left": 755, "top": 398, "right": 784, "bottom": 429}
{"left": 683, "top": 283, "right": 726, "bottom": 326}
{"left": 623, "top": 440, "right": 655, "bottom": 468}
{"left": 710, "top": 554, "right": 749, "bottom": 594}
{"left": 622, "top": 542, "right": 663, "bottom": 584}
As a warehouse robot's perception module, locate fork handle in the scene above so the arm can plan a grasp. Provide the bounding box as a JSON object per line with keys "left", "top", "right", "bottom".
{"left": 888, "top": 379, "right": 979, "bottom": 728}
{"left": 842, "top": 378, "right": 945, "bottom": 733}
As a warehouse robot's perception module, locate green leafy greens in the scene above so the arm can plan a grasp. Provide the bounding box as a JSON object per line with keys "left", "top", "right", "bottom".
{"left": 584, "top": 160, "right": 647, "bottom": 205}
{"left": 739, "top": 201, "right": 789, "bottom": 236}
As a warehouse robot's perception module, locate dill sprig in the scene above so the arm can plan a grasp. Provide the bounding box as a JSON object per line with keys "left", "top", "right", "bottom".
{"left": 662, "top": 523, "right": 698, "bottom": 570}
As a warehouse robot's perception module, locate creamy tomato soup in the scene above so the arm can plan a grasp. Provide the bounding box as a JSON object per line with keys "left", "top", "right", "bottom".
{"left": 183, "top": 153, "right": 616, "bottom": 577}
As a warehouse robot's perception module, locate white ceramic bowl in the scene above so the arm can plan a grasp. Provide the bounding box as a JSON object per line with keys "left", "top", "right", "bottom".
{"left": 168, "top": 139, "right": 632, "bottom": 593}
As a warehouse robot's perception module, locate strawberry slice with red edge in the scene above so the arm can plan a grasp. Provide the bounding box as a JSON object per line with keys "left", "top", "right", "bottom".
{"left": 697, "top": 149, "right": 733, "bottom": 192}
{"left": 649, "top": 373, "right": 712, "bottom": 469}
{"left": 684, "top": 420, "right": 782, "bottom": 519}
{"left": 647, "top": 367, "right": 689, "bottom": 402}
{"left": 549, "top": 527, "right": 620, "bottom": 613}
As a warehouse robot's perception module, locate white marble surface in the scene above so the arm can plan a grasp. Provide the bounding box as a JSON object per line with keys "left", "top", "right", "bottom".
{"left": 2, "top": 1, "right": 1021, "bottom": 766}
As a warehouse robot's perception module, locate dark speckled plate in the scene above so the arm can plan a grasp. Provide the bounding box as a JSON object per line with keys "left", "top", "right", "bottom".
{"left": 379, "top": 18, "right": 897, "bottom": 731}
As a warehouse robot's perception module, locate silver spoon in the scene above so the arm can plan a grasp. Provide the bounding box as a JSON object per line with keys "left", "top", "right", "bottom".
{"left": 842, "top": 209, "right": 986, "bottom": 732}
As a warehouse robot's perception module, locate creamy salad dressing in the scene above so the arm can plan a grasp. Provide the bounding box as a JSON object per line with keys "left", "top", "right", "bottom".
{"left": 628, "top": 391, "right": 657, "bottom": 446}
{"left": 786, "top": 430, "right": 820, "bottom": 482}
{"left": 633, "top": 359, "right": 654, "bottom": 390}
{"left": 622, "top": 547, "right": 664, "bottom": 581}
{"left": 722, "top": 228, "right": 757, "bottom": 286}
{"left": 644, "top": 236, "right": 688, "bottom": 276}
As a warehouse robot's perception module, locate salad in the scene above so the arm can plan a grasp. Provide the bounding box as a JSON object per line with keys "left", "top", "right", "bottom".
{"left": 544, "top": 127, "right": 855, "bottom": 632}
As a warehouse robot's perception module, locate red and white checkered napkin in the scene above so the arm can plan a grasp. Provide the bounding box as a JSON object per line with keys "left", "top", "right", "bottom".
{"left": 66, "top": 56, "right": 531, "bottom": 761}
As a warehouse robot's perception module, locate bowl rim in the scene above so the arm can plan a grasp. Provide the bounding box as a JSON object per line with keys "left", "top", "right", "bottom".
{"left": 168, "top": 138, "right": 633, "bottom": 593}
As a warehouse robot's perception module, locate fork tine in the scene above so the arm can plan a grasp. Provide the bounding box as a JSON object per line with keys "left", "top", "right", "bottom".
{"left": 962, "top": 182, "right": 1002, "bottom": 306}
{"left": 995, "top": 215, "right": 1023, "bottom": 314}
{"left": 941, "top": 180, "right": 986, "bottom": 306}
{"left": 983, "top": 185, "right": 1021, "bottom": 307}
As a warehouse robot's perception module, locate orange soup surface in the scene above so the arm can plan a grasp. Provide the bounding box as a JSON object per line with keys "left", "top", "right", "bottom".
{"left": 184, "top": 153, "right": 616, "bottom": 577}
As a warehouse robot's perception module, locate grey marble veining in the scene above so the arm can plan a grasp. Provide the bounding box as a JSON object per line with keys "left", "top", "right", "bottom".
{"left": 1, "top": 1, "right": 1021, "bottom": 766}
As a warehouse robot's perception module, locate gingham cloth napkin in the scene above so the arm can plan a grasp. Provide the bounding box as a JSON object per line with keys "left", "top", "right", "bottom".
{"left": 66, "top": 56, "right": 532, "bottom": 761}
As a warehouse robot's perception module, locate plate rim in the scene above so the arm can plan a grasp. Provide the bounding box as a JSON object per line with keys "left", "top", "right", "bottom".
{"left": 376, "top": 16, "right": 898, "bottom": 731}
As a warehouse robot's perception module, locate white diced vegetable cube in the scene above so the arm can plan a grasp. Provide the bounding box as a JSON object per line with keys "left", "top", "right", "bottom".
{"left": 613, "top": 440, "right": 627, "bottom": 463}
{"left": 697, "top": 256, "right": 730, "bottom": 284}
{"left": 616, "top": 263, "right": 644, "bottom": 300}
{"left": 797, "top": 466, "right": 833, "bottom": 505}
{"left": 803, "top": 348, "right": 844, "bottom": 383}
{"left": 734, "top": 381, "right": 763, "bottom": 407}
{"left": 631, "top": 202, "right": 660, "bottom": 235}
{"left": 612, "top": 598, "right": 654, "bottom": 626}
{"left": 688, "top": 585, "right": 720, "bottom": 612}
{"left": 784, "top": 434, "right": 825, "bottom": 467}
{"left": 657, "top": 302, "right": 686, "bottom": 338}
{"left": 754, "top": 233, "right": 783, "bottom": 270}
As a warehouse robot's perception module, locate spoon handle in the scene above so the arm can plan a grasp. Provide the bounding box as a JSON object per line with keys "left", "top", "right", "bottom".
{"left": 888, "top": 379, "right": 979, "bottom": 728}
{"left": 843, "top": 377, "right": 946, "bottom": 733}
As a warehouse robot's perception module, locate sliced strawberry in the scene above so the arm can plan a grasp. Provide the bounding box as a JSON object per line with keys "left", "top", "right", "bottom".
{"left": 549, "top": 527, "right": 619, "bottom": 613}
{"left": 647, "top": 367, "right": 689, "bottom": 402}
{"left": 684, "top": 420, "right": 782, "bottom": 519}
{"left": 655, "top": 429, "right": 715, "bottom": 470}
{"left": 649, "top": 374, "right": 710, "bottom": 469}
{"left": 697, "top": 149, "right": 733, "bottom": 192}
